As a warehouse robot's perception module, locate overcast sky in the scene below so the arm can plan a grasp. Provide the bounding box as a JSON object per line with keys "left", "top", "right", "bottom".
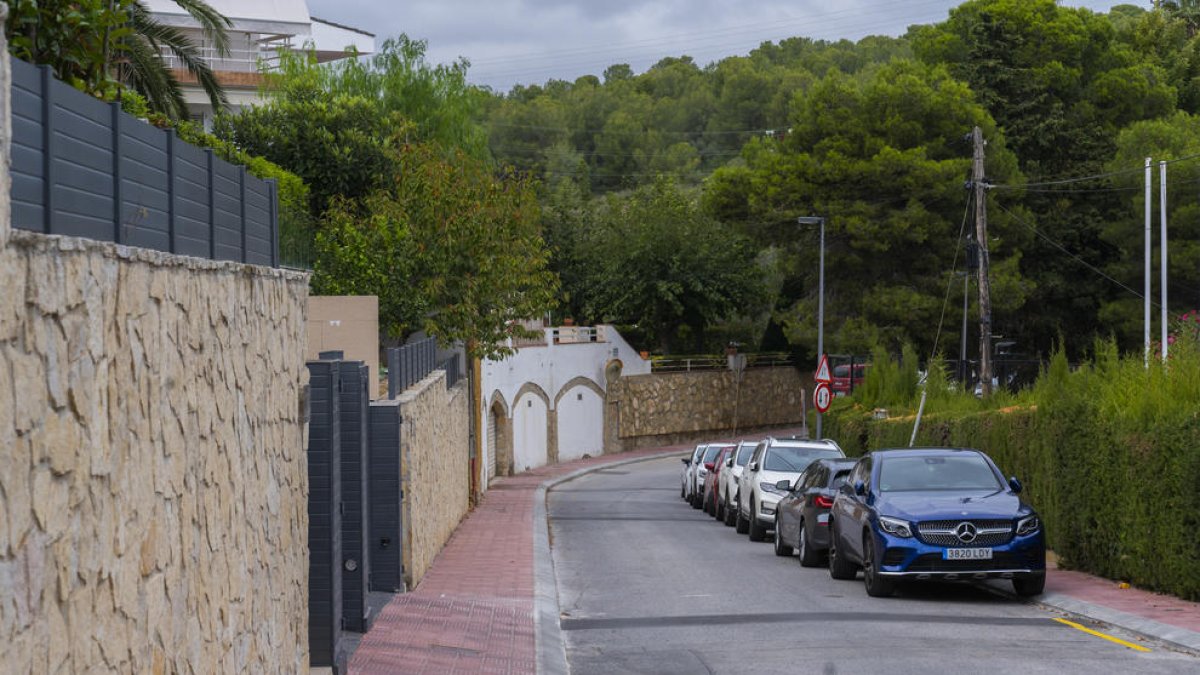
{"left": 305, "top": 0, "right": 1139, "bottom": 92}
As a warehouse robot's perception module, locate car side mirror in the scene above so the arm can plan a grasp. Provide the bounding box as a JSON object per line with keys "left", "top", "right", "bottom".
{"left": 853, "top": 481, "right": 866, "bottom": 496}
{"left": 704, "top": 462, "right": 715, "bottom": 471}
{"left": 775, "top": 479, "right": 791, "bottom": 491}
{"left": 725, "top": 457, "right": 734, "bottom": 468}
{"left": 749, "top": 461, "right": 759, "bottom": 472}
{"left": 681, "top": 458, "right": 690, "bottom": 465}
{"left": 1008, "top": 476, "right": 1023, "bottom": 494}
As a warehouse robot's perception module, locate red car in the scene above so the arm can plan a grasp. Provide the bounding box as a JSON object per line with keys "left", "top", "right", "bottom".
{"left": 703, "top": 446, "right": 735, "bottom": 518}
{"left": 830, "top": 362, "right": 868, "bottom": 397}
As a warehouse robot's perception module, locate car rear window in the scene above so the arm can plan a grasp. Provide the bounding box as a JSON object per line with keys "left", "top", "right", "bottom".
{"left": 878, "top": 455, "right": 1001, "bottom": 492}
{"left": 764, "top": 446, "right": 843, "bottom": 472}
{"left": 830, "top": 469, "right": 852, "bottom": 489}
{"left": 703, "top": 445, "right": 727, "bottom": 463}
{"left": 735, "top": 444, "right": 755, "bottom": 466}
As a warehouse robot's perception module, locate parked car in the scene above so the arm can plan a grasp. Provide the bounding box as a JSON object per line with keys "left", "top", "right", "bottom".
{"left": 736, "top": 437, "right": 845, "bottom": 542}
{"left": 720, "top": 440, "right": 760, "bottom": 526}
{"left": 690, "top": 443, "right": 731, "bottom": 509}
{"left": 680, "top": 444, "right": 707, "bottom": 500}
{"left": 827, "top": 447, "right": 1046, "bottom": 598}
{"left": 702, "top": 446, "right": 735, "bottom": 516}
{"left": 773, "top": 457, "right": 857, "bottom": 564}
{"left": 830, "top": 363, "right": 868, "bottom": 397}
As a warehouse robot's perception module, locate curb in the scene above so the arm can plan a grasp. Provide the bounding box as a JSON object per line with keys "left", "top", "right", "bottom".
{"left": 532, "top": 450, "right": 691, "bottom": 675}
{"left": 983, "top": 581, "right": 1200, "bottom": 655}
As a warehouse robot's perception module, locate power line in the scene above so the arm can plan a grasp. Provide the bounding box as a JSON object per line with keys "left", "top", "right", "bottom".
{"left": 992, "top": 201, "right": 1156, "bottom": 306}
{"left": 930, "top": 193, "right": 973, "bottom": 360}
{"left": 990, "top": 152, "right": 1200, "bottom": 191}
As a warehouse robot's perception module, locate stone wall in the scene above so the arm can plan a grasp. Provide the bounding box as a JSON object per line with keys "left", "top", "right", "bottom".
{"left": 0, "top": 230, "right": 311, "bottom": 672}
{"left": 608, "top": 367, "right": 812, "bottom": 450}
{"left": 395, "top": 370, "right": 470, "bottom": 588}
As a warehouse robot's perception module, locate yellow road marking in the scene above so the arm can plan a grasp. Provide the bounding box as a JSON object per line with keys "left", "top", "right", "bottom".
{"left": 1054, "top": 618, "right": 1151, "bottom": 652}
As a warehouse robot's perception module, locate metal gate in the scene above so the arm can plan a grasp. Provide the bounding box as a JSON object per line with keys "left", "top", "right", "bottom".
{"left": 487, "top": 405, "right": 498, "bottom": 481}
{"left": 336, "top": 358, "right": 371, "bottom": 633}
{"left": 305, "top": 360, "right": 344, "bottom": 670}
{"left": 368, "top": 401, "right": 403, "bottom": 592}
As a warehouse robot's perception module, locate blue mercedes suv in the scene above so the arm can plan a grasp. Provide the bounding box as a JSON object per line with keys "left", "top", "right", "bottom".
{"left": 828, "top": 447, "right": 1045, "bottom": 598}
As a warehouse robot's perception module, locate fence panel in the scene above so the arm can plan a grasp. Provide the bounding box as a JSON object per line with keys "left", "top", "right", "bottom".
{"left": 10, "top": 59, "right": 45, "bottom": 230}
{"left": 387, "top": 337, "right": 439, "bottom": 398}
{"left": 306, "top": 360, "right": 344, "bottom": 670}
{"left": 8, "top": 58, "right": 281, "bottom": 267}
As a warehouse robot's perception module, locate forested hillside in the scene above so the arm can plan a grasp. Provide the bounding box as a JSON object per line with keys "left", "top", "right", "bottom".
{"left": 484, "top": 0, "right": 1200, "bottom": 361}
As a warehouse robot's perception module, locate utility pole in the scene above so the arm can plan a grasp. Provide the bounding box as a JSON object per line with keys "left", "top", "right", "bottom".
{"left": 1160, "top": 160, "right": 1169, "bottom": 362}
{"left": 1144, "top": 158, "right": 1152, "bottom": 368}
{"left": 971, "top": 127, "right": 994, "bottom": 396}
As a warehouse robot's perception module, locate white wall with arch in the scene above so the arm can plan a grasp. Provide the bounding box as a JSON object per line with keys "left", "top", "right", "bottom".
{"left": 512, "top": 390, "right": 549, "bottom": 473}
{"left": 555, "top": 383, "right": 604, "bottom": 462}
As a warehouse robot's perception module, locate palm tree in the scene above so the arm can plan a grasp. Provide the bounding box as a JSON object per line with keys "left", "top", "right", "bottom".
{"left": 106, "top": 0, "right": 234, "bottom": 119}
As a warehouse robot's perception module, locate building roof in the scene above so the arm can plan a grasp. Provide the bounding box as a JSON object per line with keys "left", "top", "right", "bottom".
{"left": 145, "top": 0, "right": 312, "bottom": 33}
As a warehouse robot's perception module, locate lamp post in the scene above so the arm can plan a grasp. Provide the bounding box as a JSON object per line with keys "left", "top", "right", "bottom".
{"left": 798, "top": 216, "right": 826, "bottom": 438}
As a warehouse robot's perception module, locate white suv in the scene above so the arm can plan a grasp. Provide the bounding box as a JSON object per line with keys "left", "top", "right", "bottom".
{"left": 719, "top": 440, "right": 760, "bottom": 526}
{"left": 736, "top": 437, "right": 845, "bottom": 541}
{"left": 680, "top": 444, "right": 707, "bottom": 501}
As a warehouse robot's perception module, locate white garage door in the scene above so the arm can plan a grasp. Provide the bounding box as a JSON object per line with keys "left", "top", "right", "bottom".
{"left": 556, "top": 386, "right": 603, "bottom": 462}
{"left": 512, "top": 392, "right": 548, "bottom": 473}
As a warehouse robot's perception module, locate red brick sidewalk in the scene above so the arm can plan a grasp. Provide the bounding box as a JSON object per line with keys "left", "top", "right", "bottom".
{"left": 347, "top": 440, "right": 709, "bottom": 674}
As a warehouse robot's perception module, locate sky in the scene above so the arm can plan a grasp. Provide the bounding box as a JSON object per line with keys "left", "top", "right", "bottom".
{"left": 304, "top": 0, "right": 1140, "bottom": 92}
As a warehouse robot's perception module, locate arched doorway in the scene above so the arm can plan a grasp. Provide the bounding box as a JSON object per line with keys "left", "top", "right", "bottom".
{"left": 513, "top": 389, "right": 549, "bottom": 473}
{"left": 554, "top": 377, "right": 605, "bottom": 462}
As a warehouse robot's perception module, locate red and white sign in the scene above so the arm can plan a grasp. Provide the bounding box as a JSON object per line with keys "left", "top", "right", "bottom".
{"left": 814, "top": 382, "right": 833, "bottom": 413}
{"left": 814, "top": 354, "right": 832, "bottom": 383}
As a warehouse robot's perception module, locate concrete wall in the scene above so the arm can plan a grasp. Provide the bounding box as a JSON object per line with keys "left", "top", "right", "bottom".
{"left": 0, "top": 232, "right": 311, "bottom": 672}
{"left": 395, "top": 370, "right": 470, "bottom": 588}
{"left": 306, "top": 295, "right": 379, "bottom": 398}
{"left": 608, "top": 367, "right": 812, "bottom": 450}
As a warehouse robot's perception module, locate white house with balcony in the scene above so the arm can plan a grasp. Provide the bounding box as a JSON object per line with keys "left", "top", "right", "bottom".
{"left": 480, "top": 323, "right": 651, "bottom": 480}
{"left": 145, "top": 0, "right": 374, "bottom": 124}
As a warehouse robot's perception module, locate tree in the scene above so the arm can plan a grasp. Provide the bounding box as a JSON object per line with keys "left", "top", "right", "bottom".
{"left": 570, "top": 177, "right": 768, "bottom": 353}
{"left": 5, "top": 0, "right": 231, "bottom": 119}
{"left": 704, "top": 59, "right": 1029, "bottom": 358}
{"left": 311, "top": 142, "right": 559, "bottom": 358}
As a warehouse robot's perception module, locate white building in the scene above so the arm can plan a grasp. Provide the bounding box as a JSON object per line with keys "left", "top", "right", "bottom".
{"left": 145, "top": 0, "right": 374, "bottom": 124}
{"left": 479, "top": 324, "right": 651, "bottom": 480}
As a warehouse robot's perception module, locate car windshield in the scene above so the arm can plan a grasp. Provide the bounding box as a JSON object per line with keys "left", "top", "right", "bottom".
{"left": 830, "top": 469, "right": 852, "bottom": 489}
{"left": 878, "top": 455, "right": 1002, "bottom": 492}
{"left": 703, "top": 445, "right": 727, "bottom": 463}
{"left": 764, "top": 446, "right": 842, "bottom": 472}
{"left": 735, "top": 444, "right": 755, "bottom": 466}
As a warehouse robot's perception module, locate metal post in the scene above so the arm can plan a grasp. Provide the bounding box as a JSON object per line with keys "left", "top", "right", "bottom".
{"left": 798, "top": 215, "right": 827, "bottom": 438}
{"left": 1160, "top": 160, "right": 1168, "bottom": 362}
{"left": 960, "top": 272, "right": 969, "bottom": 385}
{"left": 1144, "top": 157, "right": 1152, "bottom": 368}
{"left": 167, "top": 130, "right": 176, "bottom": 253}
{"left": 111, "top": 102, "right": 122, "bottom": 244}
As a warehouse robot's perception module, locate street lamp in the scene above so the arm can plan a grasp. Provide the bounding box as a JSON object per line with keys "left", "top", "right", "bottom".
{"left": 797, "top": 216, "right": 825, "bottom": 439}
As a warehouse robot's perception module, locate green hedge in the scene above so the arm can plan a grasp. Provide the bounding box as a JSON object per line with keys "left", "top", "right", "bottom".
{"left": 824, "top": 345, "right": 1200, "bottom": 601}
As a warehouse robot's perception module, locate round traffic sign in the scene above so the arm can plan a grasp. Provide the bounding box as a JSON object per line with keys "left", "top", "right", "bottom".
{"left": 814, "top": 382, "right": 833, "bottom": 413}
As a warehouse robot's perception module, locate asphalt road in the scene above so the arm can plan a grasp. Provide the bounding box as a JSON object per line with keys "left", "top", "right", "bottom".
{"left": 547, "top": 455, "right": 1200, "bottom": 675}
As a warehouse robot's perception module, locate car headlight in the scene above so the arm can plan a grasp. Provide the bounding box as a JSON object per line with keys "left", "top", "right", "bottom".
{"left": 760, "top": 481, "right": 786, "bottom": 496}
{"left": 1016, "top": 515, "right": 1040, "bottom": 536}
{"left": 878, "top": 516, "right": 913, "bottom": 538}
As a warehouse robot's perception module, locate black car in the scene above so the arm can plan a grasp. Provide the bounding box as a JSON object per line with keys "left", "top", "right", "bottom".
{"left": 773, "top": 458, "right": 857, "bottom": 565}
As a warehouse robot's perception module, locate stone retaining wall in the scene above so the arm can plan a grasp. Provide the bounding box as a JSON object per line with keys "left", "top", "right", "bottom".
{"left": 608, "top": 367, "right": 811, "bottom": 450}
{"left": 0, "top": 232, "right": 311, "bottom": 671}
{"left": 396, "top": 371, "right": 471, "bottom": 588}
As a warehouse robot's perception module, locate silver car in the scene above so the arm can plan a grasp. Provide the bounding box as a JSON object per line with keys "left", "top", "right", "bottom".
{"left": 736, "top": 437, "right": 845, "bottom": 541}
{"left": 720, "top": 440, "right": 761, "bottom": 526}
{"left": 680, "top": 444, "right": 707, "bottom": 501}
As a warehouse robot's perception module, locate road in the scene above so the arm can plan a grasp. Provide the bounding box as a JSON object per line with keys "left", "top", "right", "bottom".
{"left": 547, "top": 455, "right": 1200, "bottom": 675}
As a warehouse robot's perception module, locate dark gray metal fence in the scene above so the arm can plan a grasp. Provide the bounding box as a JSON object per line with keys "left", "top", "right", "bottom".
{"left": 305, "top": 360, "right": 346, "bottom": 670}
{"left": 9, "top": 58, "right": 279, "bottom": 266}
{"left": 439, "top": 354, "right": 463, "bottom": 390}
{"left": 387, "top": 337, "right": 438, "bottom": 398}
{"left": 337, "top": 360, "right": 372, "bottom": 634}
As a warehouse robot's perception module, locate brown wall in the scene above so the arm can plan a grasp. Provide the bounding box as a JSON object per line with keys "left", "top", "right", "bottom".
{"left": 606, "top": 367, "right": 814, "bottom": 450}
{"left": 394, "top": 371, "right": 471, "bottom": 588}
{"left": 306, "top": 295, "right": 380, "bottom": 398}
